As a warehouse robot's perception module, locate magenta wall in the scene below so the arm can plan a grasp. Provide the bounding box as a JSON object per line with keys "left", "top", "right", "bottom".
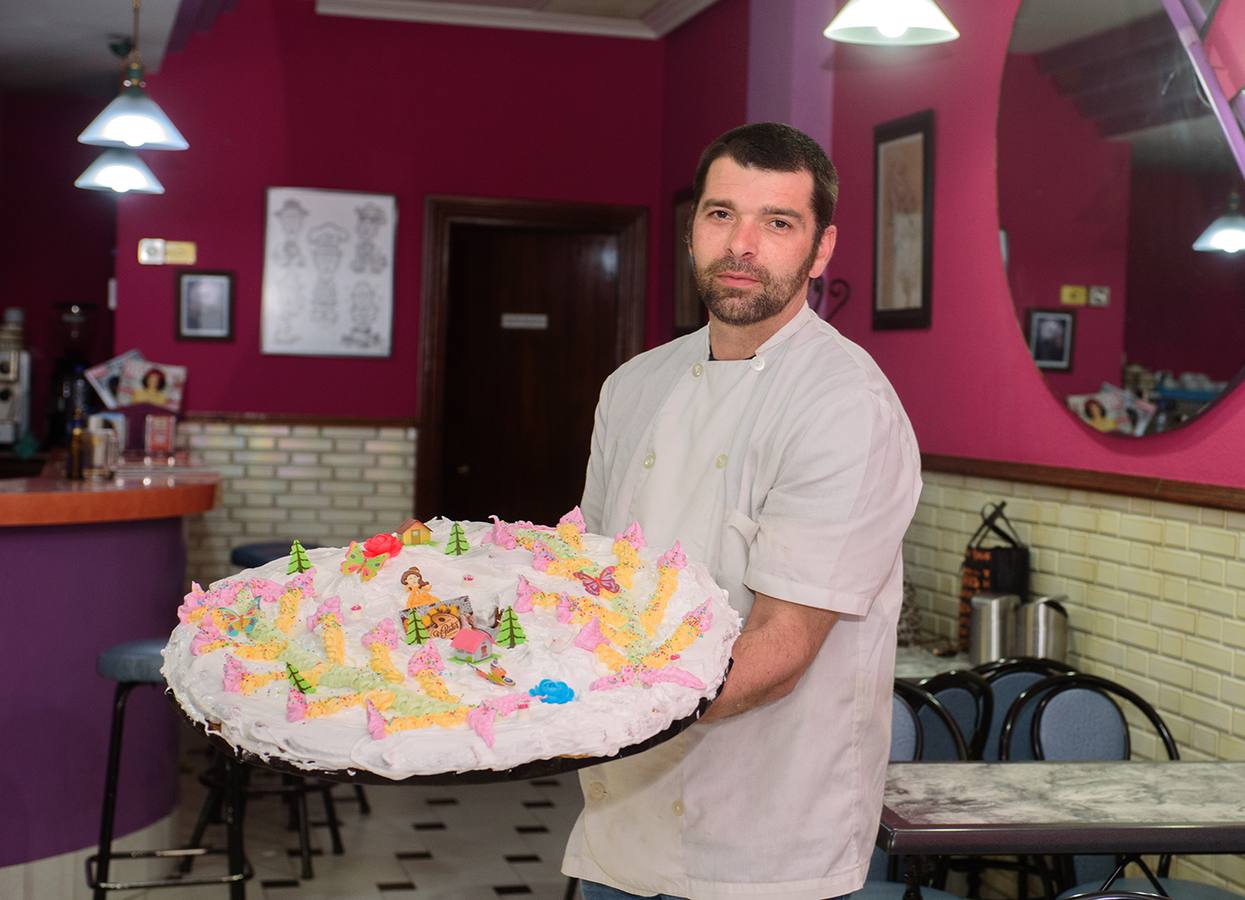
{"left": 1126, "top": 166, "right": 1245, "bottom": 381}
{"left": 658, "top": 0, "right": 750, "bottom": 326}
{"left": 0, "top": 91, "right": 116, "bottom": 440}
{"left": 998, "top": 52, "right": 1129, "bottom": 397}
{"left": 830, "top": 0, "right": 1245, "bottom": 488}
{"left": 114, "top": 1, "right": 668, "bottom": 416}
{"left": 1207, "top": 0, "right": 1245, "bottom": 96}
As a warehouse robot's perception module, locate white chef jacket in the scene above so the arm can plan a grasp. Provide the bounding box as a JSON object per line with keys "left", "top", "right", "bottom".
{"left": 562, "top": 304, "right": 922, "bottom": 900}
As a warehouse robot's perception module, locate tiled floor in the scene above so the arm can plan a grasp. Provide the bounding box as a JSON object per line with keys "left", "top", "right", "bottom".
{"left": 132, "top": 730, "right": 586, "bottom": 899}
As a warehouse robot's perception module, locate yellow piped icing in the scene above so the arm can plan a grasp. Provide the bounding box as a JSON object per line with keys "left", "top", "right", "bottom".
{"left": 275, "top": 589, "right": 302, "bottom": 633}
{"left": 234, "top": 640, "right": 286, "bottom": 660}
{"left": 368, "top": 643, "right": 404, "bottom": 683}
{"left": 321, "top": 617, "right": 345, "bottom": 664}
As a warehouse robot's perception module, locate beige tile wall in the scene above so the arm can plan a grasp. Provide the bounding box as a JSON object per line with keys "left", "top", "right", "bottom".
{"left": 906, "top": 470, "right": 1245, "bottom": 891}
{"left": 179, "top": 421, "right": 417, "bottom": 586}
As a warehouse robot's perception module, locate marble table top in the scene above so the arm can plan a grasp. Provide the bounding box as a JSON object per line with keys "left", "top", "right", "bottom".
{"left": 880, "top": 761, "right": 1245, "bottom": 855}
{"left": 893, "top": 645, "right": 971, "bottom": 680}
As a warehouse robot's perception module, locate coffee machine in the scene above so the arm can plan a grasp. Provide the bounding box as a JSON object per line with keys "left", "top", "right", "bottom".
{"left": 0, "top": 309, "right": 31, "bottom": 446}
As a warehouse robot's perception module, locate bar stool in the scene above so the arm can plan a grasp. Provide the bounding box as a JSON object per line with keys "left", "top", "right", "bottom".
{"left": 88, "top": 639, "right": 250, "bottom": 899}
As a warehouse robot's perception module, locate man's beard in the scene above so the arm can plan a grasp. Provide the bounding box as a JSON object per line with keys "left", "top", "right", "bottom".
{"left": 694, "top": 240, "right": 819, "bottom": 327}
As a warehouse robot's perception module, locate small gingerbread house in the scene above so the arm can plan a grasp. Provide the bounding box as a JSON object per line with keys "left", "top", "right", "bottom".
{"left": 450, "top": 628, "right": 494, "bottom": 664}
{"left": 398, "top": 518, "right": 433, "bottom": 545}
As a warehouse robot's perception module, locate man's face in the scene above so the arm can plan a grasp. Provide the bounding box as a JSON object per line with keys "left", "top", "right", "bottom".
{"left": 690, "top": 157, "right": 836, "bottom": 327}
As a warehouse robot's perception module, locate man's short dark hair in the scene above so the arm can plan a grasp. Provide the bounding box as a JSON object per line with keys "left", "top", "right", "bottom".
{"left": 691, "top": 123, "right": 839, "bottom": 237}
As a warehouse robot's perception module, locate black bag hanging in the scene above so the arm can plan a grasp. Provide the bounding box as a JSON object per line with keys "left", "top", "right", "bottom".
{"left": 957, "top": 502, "right": 1030, "bottom": 651}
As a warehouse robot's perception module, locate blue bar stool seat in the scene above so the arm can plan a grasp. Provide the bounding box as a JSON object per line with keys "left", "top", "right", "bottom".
{"left": 230, "top": 541, "right": 322, "bottom": 569}
{"left": 88, "top": 639, "right": 250, "bottom": 899}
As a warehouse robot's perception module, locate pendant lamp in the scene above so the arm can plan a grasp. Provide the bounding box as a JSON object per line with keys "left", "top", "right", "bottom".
{"left": 824, "top": 0, "right": 960, "bottom": 46}
{"left": 78, "top": 0, "right": 187, "bottom": 151}
{"left": 1192, "top": 192, "right": 1245, "bottom": 254}
{"left": 74, "top": 149, "right": 165, "bottom": 194}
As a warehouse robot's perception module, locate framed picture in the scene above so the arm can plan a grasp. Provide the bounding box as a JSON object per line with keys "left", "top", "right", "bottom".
{"left": 672, "top": 189, "right": 706, "bottom": 336}
{"left": 1027, "top": 308, "right": 1075, "bottom": 371}
{"left": 260, "top": 187, "right": 396, "bottom": 357}
{"left": 176, "top": 270, "right": 234, "bottom": 341}
{"left": 873, "top": 110, "right": 934, "bottom": 330}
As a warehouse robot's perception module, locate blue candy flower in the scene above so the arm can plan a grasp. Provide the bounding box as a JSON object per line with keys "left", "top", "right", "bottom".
{"left": 529, "top": 679, "right": 575, "bottom": 704}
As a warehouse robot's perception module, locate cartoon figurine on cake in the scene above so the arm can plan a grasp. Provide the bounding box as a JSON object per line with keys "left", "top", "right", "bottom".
{"left": 162, "top": 510, "right": 741, "bottom": 778}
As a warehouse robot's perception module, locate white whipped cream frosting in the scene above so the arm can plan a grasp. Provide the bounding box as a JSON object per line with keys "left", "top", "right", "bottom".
{"left": 163, "top": 518, "right": 740, "bottom": 778}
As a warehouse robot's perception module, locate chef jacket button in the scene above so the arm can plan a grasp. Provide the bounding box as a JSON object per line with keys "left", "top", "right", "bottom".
{"left": 643, "top": 452, "right": 656, "bottom": 469}
{"left": 692, "top": 363, "right": 704, "bottom": 377}
{"left": 750, "top": 356, "right": 766, "bottom": 372}
{"left": 588, "top": 782, "right": 608, "bottom": 802}
{"left": 714, "top": 453, "right": 728, "bottom": 469}
{"left": 672, "top": 799, "right": 684, "bottom": 816}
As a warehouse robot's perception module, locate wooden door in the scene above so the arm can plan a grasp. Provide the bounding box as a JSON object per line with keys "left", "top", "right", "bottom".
{"left": 418, "top": 198, "right": 646, "bottom": 526}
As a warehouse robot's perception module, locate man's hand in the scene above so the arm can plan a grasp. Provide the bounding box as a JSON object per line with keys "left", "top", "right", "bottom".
{"left": 698, "top": 592, "right": 838, "bottom": 722}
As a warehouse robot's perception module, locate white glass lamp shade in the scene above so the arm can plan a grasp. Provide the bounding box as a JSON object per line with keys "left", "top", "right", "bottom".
{"left": 1193, "top": 194, "right": 1245, "bottom": 254}
{"left": 78, "top": 88, "right": 188, "bottom": 151}
{"left": 74, "top": 149, "right": 165, "bottom": 194}
{"left": 824, "top": 0, "right": 960, "bottom": 46}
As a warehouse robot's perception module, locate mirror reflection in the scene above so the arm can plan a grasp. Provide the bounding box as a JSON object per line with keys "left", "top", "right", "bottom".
{"left": 999, "top": 0, "right": 1245, "bottom": 436}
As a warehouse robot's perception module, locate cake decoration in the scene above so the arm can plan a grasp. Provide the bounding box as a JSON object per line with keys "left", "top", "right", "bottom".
{"left": 398, "top": 518, "right": 433, "bottom": 545}
{"left": 341, "top": 541, "right": 388, "bottom": 581}
{"left": 163, "top": 517, "right": 740, "bottom": 779}
{"left": 287, "top": 539, "right": 313, "bottom": 574}
{"left": 445, "top": 522, "right": 470, "bottom": 556}
{"left": 495, "top": 607, "right": 527, "bottom": 648}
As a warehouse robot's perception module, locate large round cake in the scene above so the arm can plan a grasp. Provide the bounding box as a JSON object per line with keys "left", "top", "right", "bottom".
{"left": 163, "top": 511, "right": 740, "bottom": 778}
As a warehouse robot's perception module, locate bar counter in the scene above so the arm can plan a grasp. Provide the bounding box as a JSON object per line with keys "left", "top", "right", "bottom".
{"left": 0, "top": 472, "right": 218, "bottom": 868}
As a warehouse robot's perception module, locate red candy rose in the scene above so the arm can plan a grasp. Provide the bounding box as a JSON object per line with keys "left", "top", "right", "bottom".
{"left": 362, "top": 532, "right": 403, "bottom": 560}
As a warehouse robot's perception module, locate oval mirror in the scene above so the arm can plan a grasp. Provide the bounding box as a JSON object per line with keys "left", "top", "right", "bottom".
{"left": 999, "top": 0, "right": 1245, "bottom": 436}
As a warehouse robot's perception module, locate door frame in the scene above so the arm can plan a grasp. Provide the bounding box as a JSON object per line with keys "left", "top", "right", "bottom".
{"left": 416, "top": 195, "right": 648, "bottom": 518}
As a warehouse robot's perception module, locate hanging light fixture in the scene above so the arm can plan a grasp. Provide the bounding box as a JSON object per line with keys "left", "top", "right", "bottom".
{"left": 1193, "top": 192, "right": 1245, "bottom": 254}
{"left": 74, "top": 149, "right": 165, "bottom": 194}
{"left": 78, "top": 0, "right": 187, "bottom": 151}
{"left": 824, "top": 0, "right": 960, "bottom": 46}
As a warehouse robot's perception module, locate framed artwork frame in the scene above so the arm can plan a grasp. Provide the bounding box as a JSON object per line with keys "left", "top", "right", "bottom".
{"left": 176, "top": 270, "right": 234, "bottom": 341}
{"left": 1027, "top": 308, "right": 1075, "bottom": 371}
{"left": 672, "top": 188, "right": 706, "bottom": 337}
{"left": 873, "top": 110, "right": 934, "bottom": 330}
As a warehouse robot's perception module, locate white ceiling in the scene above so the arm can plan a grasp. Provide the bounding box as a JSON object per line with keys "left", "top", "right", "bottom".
{"left": 0, "top": 0, "right": 181, "bottom": 94}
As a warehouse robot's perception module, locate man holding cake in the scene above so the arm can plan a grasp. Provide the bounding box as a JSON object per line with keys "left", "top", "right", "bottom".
{"left": 564, "top": 123, "right": 922, "bottom": 899}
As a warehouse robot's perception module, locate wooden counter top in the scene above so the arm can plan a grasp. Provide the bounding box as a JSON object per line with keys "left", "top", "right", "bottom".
{"left": 0, "top": 473, "right": 218, "bottom": 526}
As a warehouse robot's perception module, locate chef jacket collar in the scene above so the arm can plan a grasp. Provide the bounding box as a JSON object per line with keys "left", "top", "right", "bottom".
{"left": 705, "top": 303, "right": 816, "bottom": 361}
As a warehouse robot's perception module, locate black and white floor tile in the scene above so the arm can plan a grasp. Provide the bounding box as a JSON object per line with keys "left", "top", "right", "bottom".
{"left": 136, "top": 730, "right": 586, "bottom": 899}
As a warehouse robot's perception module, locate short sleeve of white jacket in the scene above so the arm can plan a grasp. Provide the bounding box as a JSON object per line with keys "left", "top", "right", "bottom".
{"left": 745, "top": 387, "right": 919, "bottom": 617}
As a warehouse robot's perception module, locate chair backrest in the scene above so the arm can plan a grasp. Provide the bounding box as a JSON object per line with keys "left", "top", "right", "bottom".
{"left": 919, "top": 669, "right": 993, "bottom": 760}
{"left": 1001, "top": 673, "right": 1179, "bottom": 762}
{"left": 894, "top": 680, "right": 969, "bottom": 761}
{"left": 891, "top": 691, "right": 922, "bottom": 762}
{"left": 979, "top": 657, "right": 1076, "bottom": 760}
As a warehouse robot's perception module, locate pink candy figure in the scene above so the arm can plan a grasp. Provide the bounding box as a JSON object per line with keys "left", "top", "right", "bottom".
{"left": 574, "top": 617, "right": 609, "bottom": 651}
{"left": 306, "top": 596, "right": 342, "bottom": 632}
{"left": 514, "top": 575, "right": 536, "bottom": 613}
{"left": 288, "top": 689, "right": 309, "bottom": 723}
{"left": 616, "top": 521, "right": 646, "bottom": 549}
{"left": 486, "top": 515, "right": 518, "bottom": 550}
{"left": 407, "top": 643, "right": 443, "bottom": 676}
{"left": 559, "top": 506, "right": 586, "bottom": 531}
{"left": 362, "top": 618, "right": 399, "bottom": 649}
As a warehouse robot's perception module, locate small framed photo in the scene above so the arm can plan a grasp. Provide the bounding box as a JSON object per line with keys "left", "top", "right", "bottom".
{"left": 176, "top": 270, "right": 234, "bottom": 341}
{"left": 1027, "top": 308, "right": 1075, "bottom": 371}
{"left": 873, "top": 109, "right": 934, "bottom": 330}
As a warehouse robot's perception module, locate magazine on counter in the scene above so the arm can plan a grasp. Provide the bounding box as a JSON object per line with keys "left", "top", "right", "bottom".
{"left": 115, "top": 358, "right": 187, "bottom": 412}
{"left": 1067, "top": 384, "right": 1155, "bottom": 436}
{"left": 85, "top": 349, "right": 145, "bottom": 409}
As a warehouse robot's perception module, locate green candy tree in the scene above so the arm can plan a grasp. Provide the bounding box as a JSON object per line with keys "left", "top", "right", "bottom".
{"left": 287, "top": 539, "right": 312, "bottom": 574}
{"left": 445, "top": 522, "right": 469, "bottom": 556}
{"left": 496, "top": 606, "right": 527, "bottom": 648}
{"left": 286, "top": 662, "right": 315, "bottom": 693}
{"left": 402, "top": 609, "right": 430, "bottom": 645}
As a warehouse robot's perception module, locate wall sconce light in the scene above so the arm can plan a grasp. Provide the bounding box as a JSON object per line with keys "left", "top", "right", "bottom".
{"left": 824, "top": 0, "right": 960, "bottom": 46}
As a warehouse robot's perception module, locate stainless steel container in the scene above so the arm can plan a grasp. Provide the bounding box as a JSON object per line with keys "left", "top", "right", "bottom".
{"left": 1017, "top": 595, "right": 1069, "bottom": 662}
{"left": 969, "top": 592, "right": 1021, "bottom": 665}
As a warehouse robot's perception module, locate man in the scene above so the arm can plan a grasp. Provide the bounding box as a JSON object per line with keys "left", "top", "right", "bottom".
{"left": 562, "top": 123, "right": 922, "bottom": 900}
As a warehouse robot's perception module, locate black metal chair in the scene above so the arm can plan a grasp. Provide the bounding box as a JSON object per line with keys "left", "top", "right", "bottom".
{"left": 976, "top": 657, "right": 1076, "bottom": 761}
{"left": 87, "top": 639, "right": 250, "bottom": 899}
{"left": 1005, "top": 673, "right": 1241, "bottom": 900}
{"left": 918, "top": 669, "right": 993, "bottom": 760}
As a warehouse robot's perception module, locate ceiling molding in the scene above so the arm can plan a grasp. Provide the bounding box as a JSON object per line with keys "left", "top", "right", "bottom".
{"left": 316, "top": 0, "right": 719, "bottom": 40}
{"left": 642, "top": 0, "right": 720, "bottom": 36}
